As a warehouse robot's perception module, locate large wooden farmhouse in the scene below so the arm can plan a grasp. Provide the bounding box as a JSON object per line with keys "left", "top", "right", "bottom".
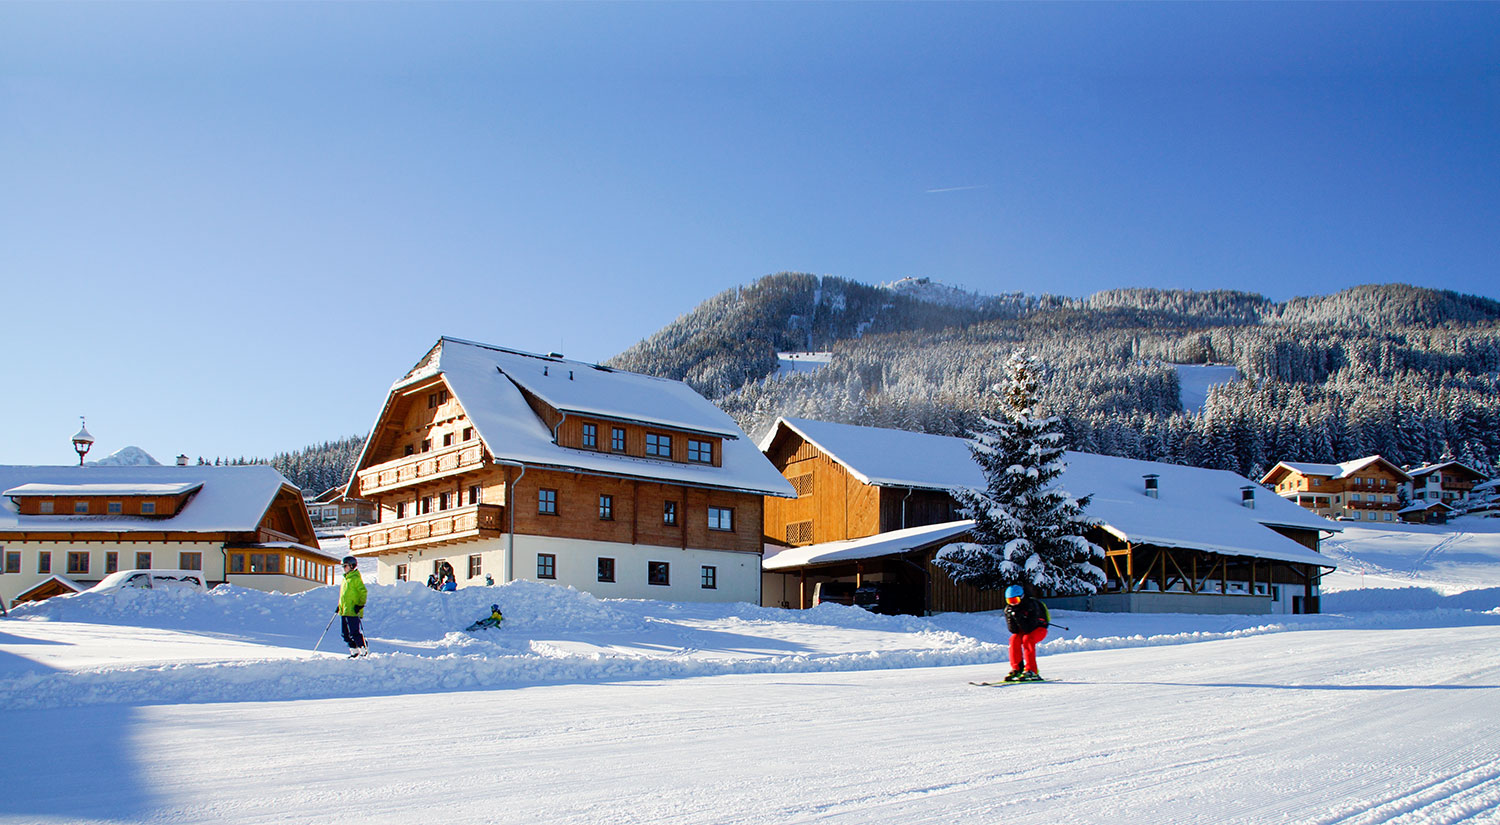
{"left": 760, "top": 417, "right": 1338, "bottom": 615}
{"left": 0, "top": 465, "right": 332, "bottom": 607}
{"left": 1260, "top": 457, "right": 1412, "bottom": 523}
{"left": 345, "top": 337, "right": 796, "bottom": 602}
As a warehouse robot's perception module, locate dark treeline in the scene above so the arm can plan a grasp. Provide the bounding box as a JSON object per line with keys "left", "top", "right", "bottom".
{"left": 611, "top": 275, "right": 1500, "bottom": 480}
{"left": 219, "top": 435, "right": 366, "bottom": 496}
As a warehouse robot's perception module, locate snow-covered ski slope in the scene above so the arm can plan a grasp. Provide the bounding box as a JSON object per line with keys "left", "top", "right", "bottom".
{"left": 2, "top": 517, "right": 1498, "bottom": 824}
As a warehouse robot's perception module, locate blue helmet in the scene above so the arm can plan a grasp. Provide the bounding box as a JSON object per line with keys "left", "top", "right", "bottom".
{"left": 1004, "top": 585, "right": 1025, "bottom": 599}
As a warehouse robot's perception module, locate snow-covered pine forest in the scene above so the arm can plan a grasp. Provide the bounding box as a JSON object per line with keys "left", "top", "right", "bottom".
{"left": 609, "top": 274, "right": 1500, "bottom": 479}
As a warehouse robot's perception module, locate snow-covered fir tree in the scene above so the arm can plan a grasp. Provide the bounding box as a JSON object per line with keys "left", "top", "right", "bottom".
{"left": 934, "top": 349, "right": 1106, "bottom": 595}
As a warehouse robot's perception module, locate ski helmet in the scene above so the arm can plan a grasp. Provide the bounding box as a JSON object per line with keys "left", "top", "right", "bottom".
{"left": 1004, "top": 584, "right": 1024, "bottom": 600}
{"left": 342, "top": 556, "right": 358, "bottom": 567}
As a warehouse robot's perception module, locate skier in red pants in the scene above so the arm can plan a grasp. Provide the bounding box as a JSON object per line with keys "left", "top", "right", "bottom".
{"left": 1003, "top": 584, "right": 1050, "bottom": 682}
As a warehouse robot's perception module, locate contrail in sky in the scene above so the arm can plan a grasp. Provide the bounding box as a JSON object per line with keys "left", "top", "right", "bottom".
{"left": 924, "top": 184, "right": 989, "bottom": 194}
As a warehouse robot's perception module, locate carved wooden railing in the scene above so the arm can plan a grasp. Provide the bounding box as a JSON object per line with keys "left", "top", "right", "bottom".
{"left": 356, "top": 445, "right": 486, "bottom": 497}
{"left": 348, "top": 503, "right": 504, "bottom": 553}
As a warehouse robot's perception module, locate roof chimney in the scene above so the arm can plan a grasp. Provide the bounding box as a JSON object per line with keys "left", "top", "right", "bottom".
{"left": 1143, "top": 474, "right": 1159, "bottom": 498}
{"left": 1241, "top": 485, "right": 1256, "bottom": 508}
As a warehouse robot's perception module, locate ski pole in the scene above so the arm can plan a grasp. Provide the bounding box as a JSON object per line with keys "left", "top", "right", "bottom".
{"left": 314, "top": 613, "right": 336, "bottom": 651}
{"left": 1047, "top": 623, "right": 1070, "bottom": 631}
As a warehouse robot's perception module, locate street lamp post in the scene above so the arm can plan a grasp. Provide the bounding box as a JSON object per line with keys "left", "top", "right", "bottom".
{"left": 71, "top": 417, "right": 94, "bottom": 466}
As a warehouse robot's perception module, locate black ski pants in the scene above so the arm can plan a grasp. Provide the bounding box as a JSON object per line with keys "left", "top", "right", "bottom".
{"left": 341, "top": 615, "right": 365, "bottom": 649}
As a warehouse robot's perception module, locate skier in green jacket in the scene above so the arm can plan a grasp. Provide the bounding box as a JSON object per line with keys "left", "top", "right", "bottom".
{"left": 337, "top": 556, "right": 368, "bottom": 658}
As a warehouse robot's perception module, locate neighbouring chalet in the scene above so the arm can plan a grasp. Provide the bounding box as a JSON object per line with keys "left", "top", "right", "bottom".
{"left": 1261, "top": 457, "right": 1412, "bottom": 523}
{"left": 344, "top": 338, "right": 796, "bottom": 603}
{"left": 1406, "top": 461, "right": 1489, "bottom": 509}
{"left": 760, "top": 418, "right": 1338, "bottom": 615}
{"left": 306, "top": 486, "right": 376, "bottom": 528}
{"left": 0, "top": 465, "right": 335, "bottom": 608}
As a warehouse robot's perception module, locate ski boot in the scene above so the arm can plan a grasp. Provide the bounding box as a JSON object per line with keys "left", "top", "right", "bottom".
{"left": 1020, "top": 670, "right": 1042, "bottom": 682}
{"left": 1002, "top": 668, "right": 1025, "bottom": 682}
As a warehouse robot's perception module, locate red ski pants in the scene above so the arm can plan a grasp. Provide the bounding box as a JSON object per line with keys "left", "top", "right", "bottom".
{"left": 1009, "top": 627, "right": 1048, "bottom": 672}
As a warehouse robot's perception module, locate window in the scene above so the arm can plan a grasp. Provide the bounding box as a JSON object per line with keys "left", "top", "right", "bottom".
{"left": 230, "top": 554, "right": 245, "bottom": 573}
{"left": 141, "top": 501, "right": 156, "bottom": 515}
{"left": 421, "top": 439, "right": 432, "bottom": 453}
{"left": 582, "top": 423, "right": 598, "bottom": 449}
{"left": 38, "top": 551, "right": 51, "bottom": 574}
{"left": 396, "top": 501, "right": 407, "bottom": 519}
{"left": 688, "top": 440, "right": 713, "bottom": 463}
{"left": 538, "top": 489, "right": 558, "bottom": 515}
{"left": 396, "top": 564, "right": 408, "bottom": 582}
{"left": 790, "top": 474, "right": 814, "bottom": 497}
{"left": 1384, "top": 511, "right": 1394, "bottom": 521}
{"left": 1383, "top": 495, "right": 1393, "bottom": 503}
{"left": 648, "top": 561, "right": 670, "bottom": 586}
{"left": 4, "top": 551, "right": 19, "bottom": 574}
{"left": 646, "top": 433, "right": 672, "bottom": 458}
{"left": 537, "top": 553, "right": 556, "bottom": 579}
{"left": 67, "top": 552, "right": 89, "bottom": 575}
{"left": 108, "top": 501, "right": 123, "bottom": 514}
{"left": 428, "top": 389, "right": 448, "bottom": 408}
{"left": 443, "top": 433, "right": 454, "bottom": 447}
{"left": 469, "top": 554, "right": 482, "bottom": 579}
{"left": 39, "top": 500, "right": 54, "bottom": 514}
{"left": 663, "top": 501, "right": 678, "bottom": 526}
{"left": 599, "top": 495, "right": 613, "bottom": 520}
{"left": 439, "top": 492, "right": 451, "bottom": 511}
{"left": 106, "top": 552, "right": 118, "bottom": 574}
{"left": 597, "top": 557, "right": 616, "bottom": 582}
{"left": 136, "top": 552, "right": 152, "bottom": 569}
{"left": 463, "top": 427, "right": 474, "bottom": 441}
{"left": 708, "top": 507, "right": 734, "bottom": 532}
{"left": 179, "top": 552, "right": 202, "bottom": 571}
{"left": 611, "top": 427, "right": 626, "bottom": 452}
{"left": 421, "top": 496, "right": 433, "bottom": 515}
{"left": 74, "top": 501, "right": 89, "bottom": 514}
{"left": 701, "top": 565, "right": 717, "bottom": 589}
{"left": 405, "top": 445, "right": 415, "bottom": 456}
{"left": 787, "top": 520, "right": 813, "bottom": 544}
{"left": 1351, "top": 493, "right": 1361, "bottom": 502}
{"left": 469, "top": 485, "right": 482, "bottom": 505}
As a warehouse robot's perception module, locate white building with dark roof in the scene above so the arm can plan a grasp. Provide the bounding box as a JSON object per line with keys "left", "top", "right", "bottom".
{"left": 345, "top": 338, "right": 795, "bottom": 603}
{"left": 761, "top": 417, "right": 1337, "bottom": 615}
{"left": 0, "top": 464, "right": 332, "bottom": 607}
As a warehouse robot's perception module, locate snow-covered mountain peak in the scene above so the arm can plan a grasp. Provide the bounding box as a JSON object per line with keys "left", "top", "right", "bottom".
{"left": 87, "top": 445, "right": 162, "bottom": 466}
{"left": 880, "top": 277, "right": 995, "bottom": 310}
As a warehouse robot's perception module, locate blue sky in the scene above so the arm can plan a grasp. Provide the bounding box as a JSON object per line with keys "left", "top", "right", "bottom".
{"left": 2, "top": 2, "right": 1497, "bottom": 468}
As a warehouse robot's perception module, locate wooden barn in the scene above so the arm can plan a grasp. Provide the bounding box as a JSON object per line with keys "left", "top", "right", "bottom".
{"left": 760, "top": 417, "right": 1339, "bottom": 615}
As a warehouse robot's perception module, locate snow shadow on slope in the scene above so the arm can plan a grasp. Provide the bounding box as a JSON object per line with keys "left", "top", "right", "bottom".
{"left": 0, "top": 695, "right": 158, "bottom": 820}
{"left": 1323, "top": 586, "right": 1500, "bottom": 613}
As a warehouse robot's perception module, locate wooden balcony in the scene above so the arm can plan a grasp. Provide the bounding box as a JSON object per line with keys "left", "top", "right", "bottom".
{"left": 347, "top": 504, "right": 505, "bottom": 555}
{"left": 356, "top": 444, "right": 487, "bottom": 497}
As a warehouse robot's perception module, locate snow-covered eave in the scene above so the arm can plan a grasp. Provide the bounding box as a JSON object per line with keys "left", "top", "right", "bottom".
{"left": 762, "top": 520, "right": 975, "bottom": 571}
{"left": 227, "top": 540, "right": 342, "bottom": 562}
{"left": 1102, "top": 530, "right": 1336, "bottom": 569}
{"left": 764, "top": 417, "right": 877, "bottom": 486}
{"left": 535, "top": 401, "right": 744, "bottom": 442}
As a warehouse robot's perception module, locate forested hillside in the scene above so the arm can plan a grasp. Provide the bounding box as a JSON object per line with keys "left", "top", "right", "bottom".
{"left": 609, "top": 275, "right": 1500, "bottom": 479}
{"left": 221, "top": 436, "right": 365, "bottom": 497}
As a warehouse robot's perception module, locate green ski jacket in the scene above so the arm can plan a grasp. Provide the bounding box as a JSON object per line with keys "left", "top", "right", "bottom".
{"left": 338, "top": 569, "right": 367, "bottom": 617}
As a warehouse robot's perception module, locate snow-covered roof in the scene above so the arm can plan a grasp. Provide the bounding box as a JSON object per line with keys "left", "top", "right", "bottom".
{"left": 1399, "top": 500, "right": 1456, "bottom": 515}
{"left": 1407, "top": 461, "right": 1489, "bottom": 481}
{"left": 1266, "top": 456, "right": 1411, "bottom": 483}
{"left": 763, "top": 520, "right": 975, "bottom": 570}
{"left": 766, "top": 418, "right": 1337, "bottom": 568}
{"left": 362, "top": 338, "right": 795, "bottom": 498}
{"left": 5, "top": 481, "right": 203, "bottom": 497}
{"left": 0, "top": 465, "right": 297, "bottom": 534}
{"left": 236, "top": 541, "right": 344, "bottom": 562}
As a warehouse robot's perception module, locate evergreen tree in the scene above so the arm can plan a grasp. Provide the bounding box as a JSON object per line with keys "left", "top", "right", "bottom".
{"left": 934, "top": 350, "right": 1106, "bottom": 595}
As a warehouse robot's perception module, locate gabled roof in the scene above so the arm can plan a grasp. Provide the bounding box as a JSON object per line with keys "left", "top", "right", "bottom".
{"left": 1399, "top": 500, "right": 1457, "bottom": 515}
{"left": 1407, "top": 461, "right": 1489, "bottom": 482}
{"left": 1261, "top": 456, "right": 1412, "bottom": 484}
{"left": 354, "top": 338, "right": 795, "bottom": 498}
{"left": 0, "top": 465, "right": 300, "bottom": 535}
{"left": 763, "top": 417, "right": 1337, "bottom": 568}
{"left": 763, "top": 519, "right": 975, "bottom": 570}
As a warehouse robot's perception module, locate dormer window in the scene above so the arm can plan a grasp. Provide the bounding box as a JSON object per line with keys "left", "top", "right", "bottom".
{"left": 646, "top": 433, "right": 672, "bottom": 458}
{"left": 74, "top": 501, "right": 89, "bottom": 514}
{"left": 39, "top": 501, "right": 53, "bottom": 514}
{"left": 108, "top": 501, "right": 122, "bottom": 514}
{"left": 141, "top": 502, "right": 156, "bottom": 514}
{"left": 582, "top": 424, "right": 598, "bottom": 449}
{"left": 611, "top": 428, "right": 626, "bottom": 452}
{"left": 688, "top": 440, "right": 713, "bottom": 464}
